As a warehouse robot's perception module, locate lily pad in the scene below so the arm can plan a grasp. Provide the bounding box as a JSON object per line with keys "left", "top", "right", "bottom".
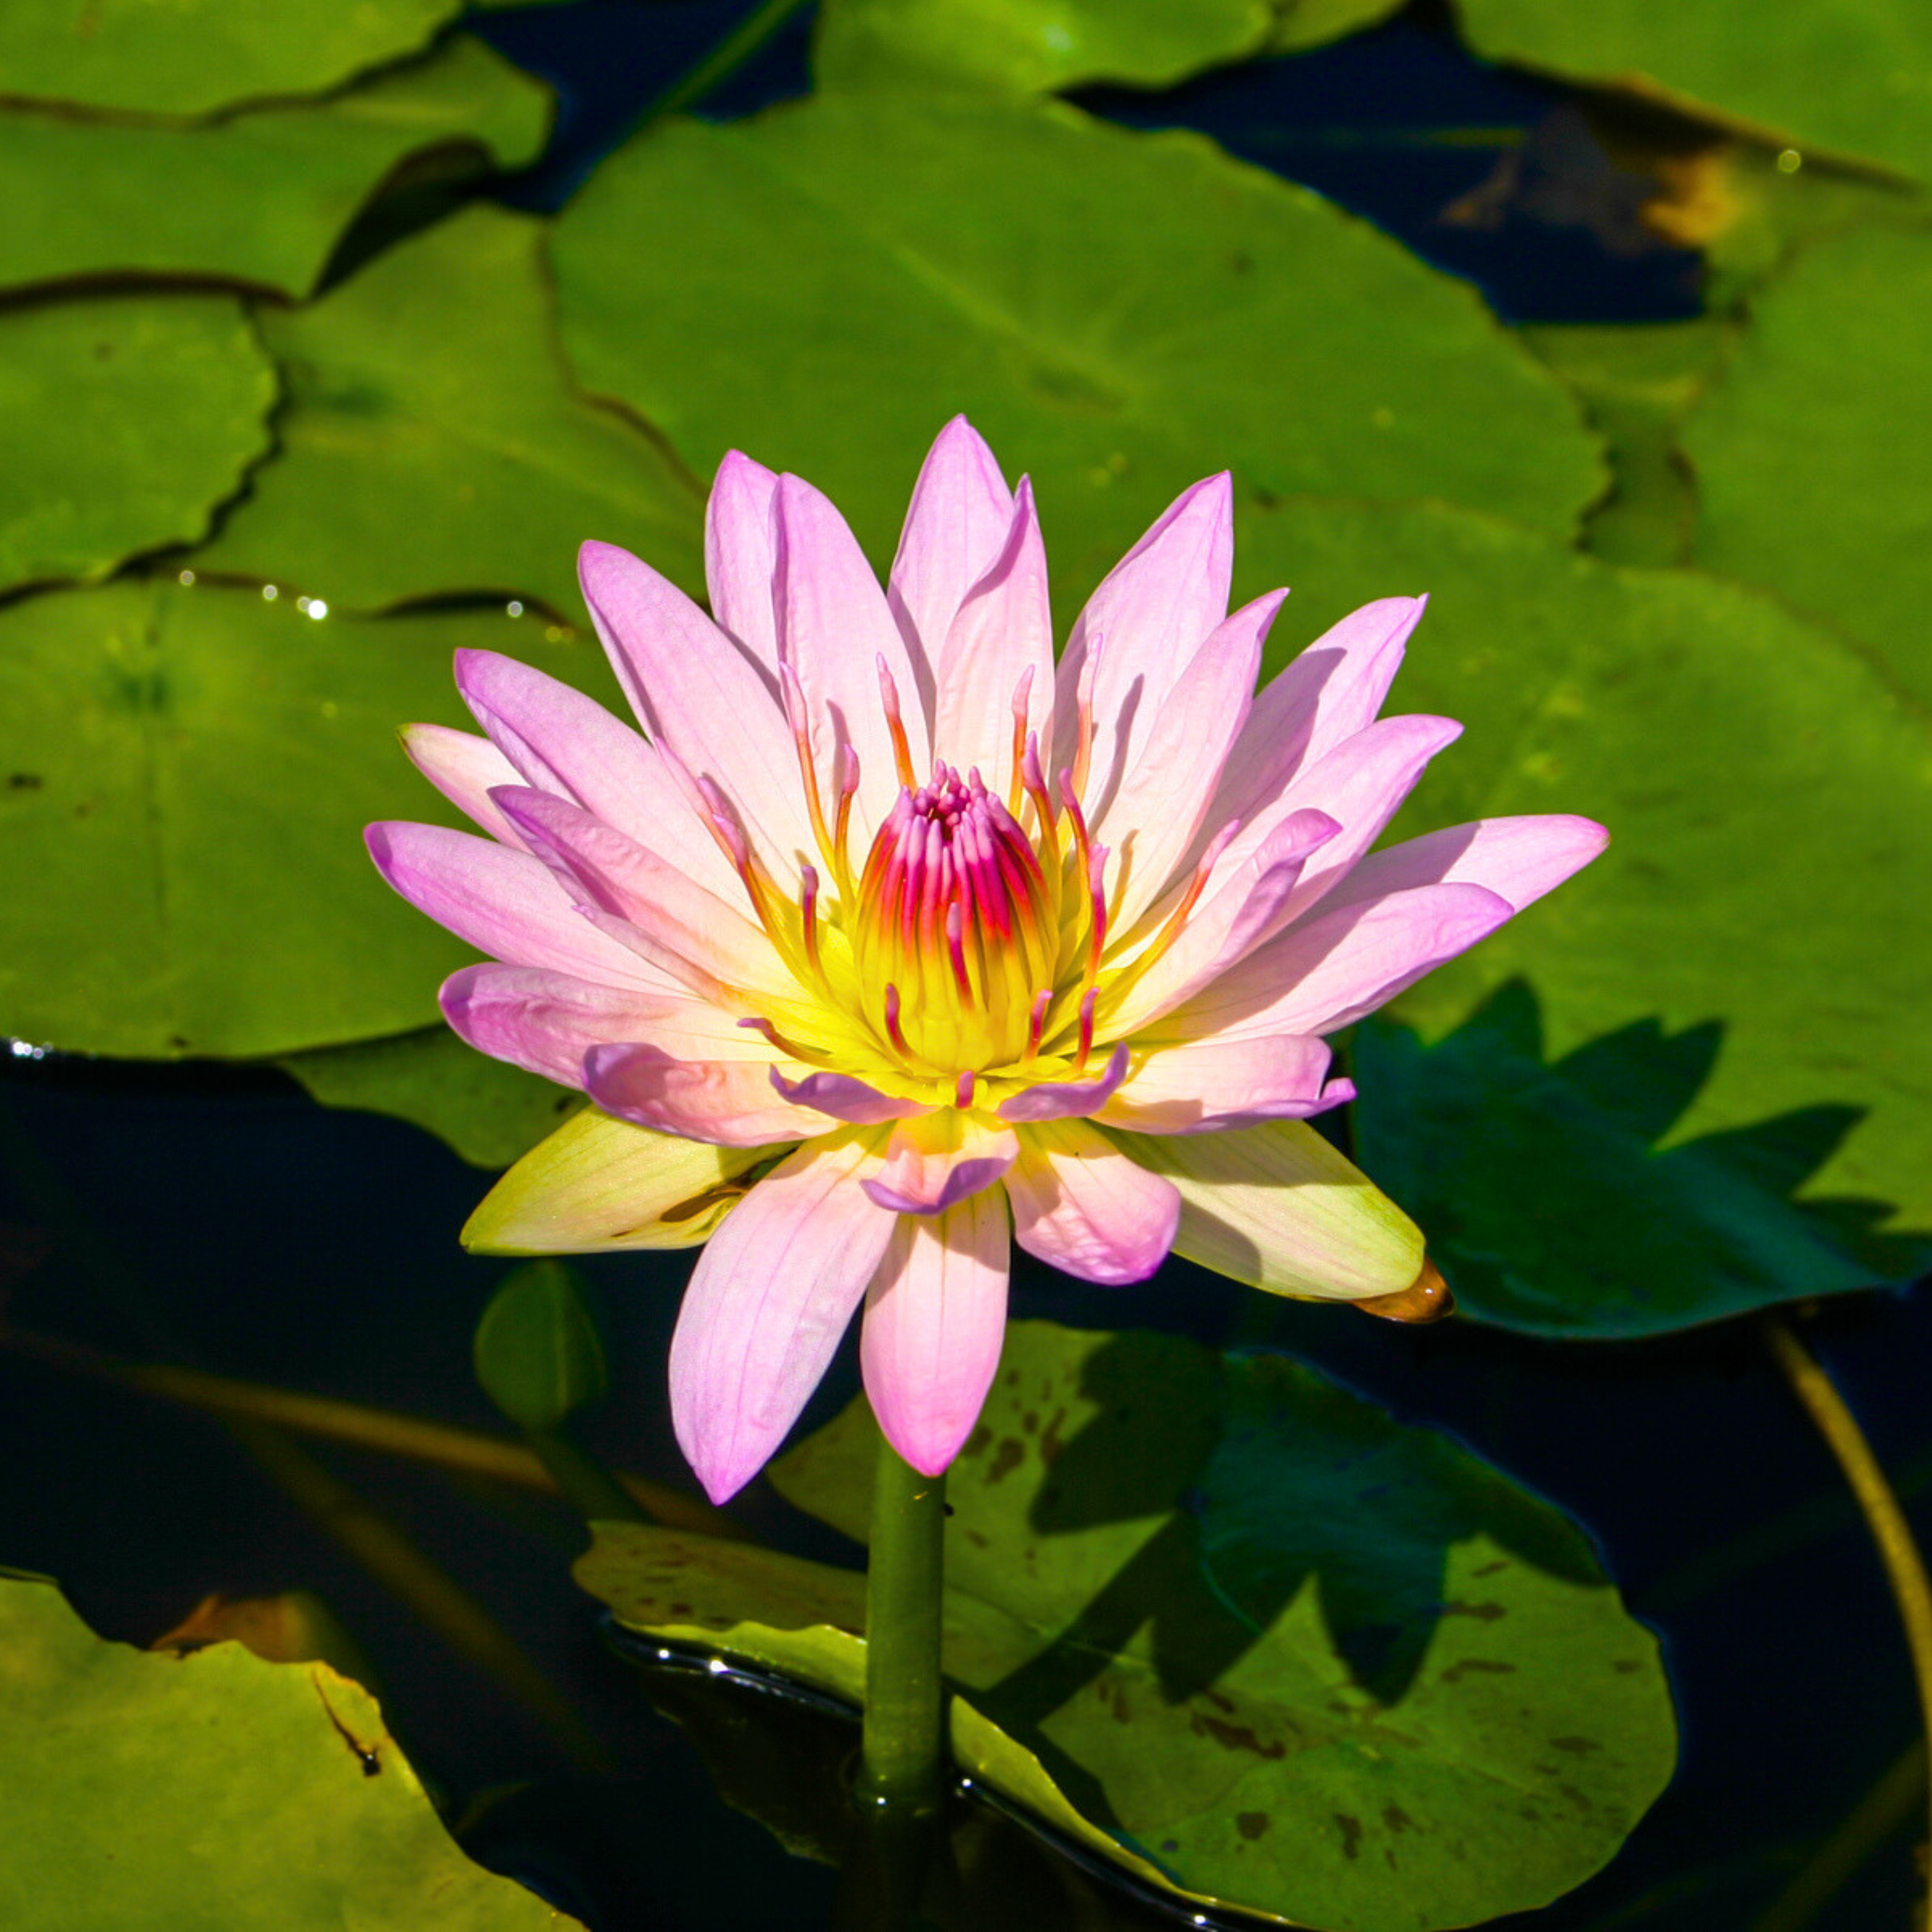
{"left": 1267, "top": 0, "right": 1406, "bottom": 54}
{"left": 1681, "top": 219, "right": 1932, "bottom": 712}
{"left": 1229, "top": 499, "right": 1932, "bottom": 1232}
{"left": 0, "top": 580, "right": 611, "bottom": 1058}
{"left": 1456, "top": 0, "right": 1932, "bottom": 184}
{"left": 280, "top": 1026, "right": 585, "bottom": 1168}
{"left": 582, "top": 1320, "right": 1676, "bottom": 1931}
{"left": 0, "top": 1575, "right": 572, "bottom": 1930}
{"left": 0, "top": 35, "right": 551, "bottom": 300}
{"left": 813, "top": 0, "right": 1271, "bottom": 95}
{"left": 1352, "top": 983, "right": 1927, "bottom": 1338}
{"left": 550, "top": 95, "right": 1603, "bottom": 613}
{"left": 0, "top": 295, "right": 275, "bottom": 596}
{"left": 0, "top": 0, "right": 464, "bottom": 120}
{"left": 197, "top": 203, "right": 705, "bottom": 615}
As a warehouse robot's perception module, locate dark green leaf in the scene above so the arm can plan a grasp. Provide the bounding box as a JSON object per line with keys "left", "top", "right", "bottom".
{"left": 1267, "top": 0, "right": 1406, "bottom": 54}
{"left": 474, "top": 1259, "right": 609, "bottom": 1430}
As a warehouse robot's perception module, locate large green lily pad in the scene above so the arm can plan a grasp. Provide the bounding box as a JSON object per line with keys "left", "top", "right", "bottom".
{"left": 0, "top": 1575, "right": 571, "bottom": 1930}
{"left": 551, "top": 96, "right": 1602, "bottom": 614}
{"left": 582, "top": 1321, "right": 1676, "bottom": 1931}
{"left": 1230, "top": 499, "right": 1932, "bottom": 1231}
{"left": 0, "top": 35, "right": 550, "bottom": 301}
{"left": 0, "top": 0, "right": 464, "bottom": 119}
{"left": 1352, "top": 983, "right": 1926, "bottom": 1338}
{"left": 1456, "top": 0, "right": 1932, "bottom": 184}
{"left": 813, "top": 0, "right": 1270, "bottom": 95}
{"left": 0, "top": 295, "right": 274, "bottom": 596}
{"left": 0, "top": 579, "right": 610, "bottom": 1058}
{"left": 1681, "top": 219, "right": 1932, "bottom": 712}
{"left": 197, "top": 203, "right": 705, "bottom": 615}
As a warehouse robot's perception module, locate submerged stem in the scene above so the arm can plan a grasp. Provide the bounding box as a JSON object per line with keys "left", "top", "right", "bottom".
{"left": 1760, "top": 1313, "right": 1932, "bottom": 1932}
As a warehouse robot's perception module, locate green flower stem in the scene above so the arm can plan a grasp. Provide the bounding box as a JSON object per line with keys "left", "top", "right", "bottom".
{"left": 858, "top": 1433, "right": 949, "bottom": 1816}
{"left": 523, "top": 1423, "right": 649, "bottom": 1529}
{"left": 1761, "top": 1313, "right": 1932, "bottom": 1932}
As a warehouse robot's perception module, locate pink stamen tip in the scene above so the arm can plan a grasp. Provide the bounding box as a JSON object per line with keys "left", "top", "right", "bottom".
{"left": 1021, "top": 733, "right": 1046, "bottom": 795}
{"left": 945, "top": 900, "right": 974, "bottom": 1002}
{"left": 876, "top": 653, "right": 916, "bottom": 787}
{"left": 1010, "top": 663, "right": 1034, "bottom": 721}
{"left": 800, "top": 863, "right": 821, "bottom": 971}
{"left": 883, "top": 983, "right": 911, "bottom": 1057}
{"left": 955, "top": 1070, "right": 975, "bottom": 1109}
{"left": 1026, "top": 987, "right": 1052, "bottom": 1058}
{"left": 1076, "top": 987, "right": 1097, "bottom": 1071}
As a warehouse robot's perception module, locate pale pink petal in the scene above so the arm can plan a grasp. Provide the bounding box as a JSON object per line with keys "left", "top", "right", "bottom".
{"left": 861, "top": 1191, "right": 1010, "bottom": 1478}
{"left": 670, "top": 1133, "right": 899, "bottom": 1502}
{"left": 770, "top": 1068, "right": 930, "bottom": 1124}
{"left": 1164, "top": 882, "right": 1514, "bottom": 1041}
{"left": 888, "top": 416, "right": 1014, "bottom": 722}
{"left": 1127, "top": 1119, "right": 1424, "bottom": 1299}
{"left": 441, "top": 963, "right": 771, "bottom": 1087}
{"left": 997, "top": 1042, "right": 1129, "bottom": 1123}
{"left": 453, "top": 649, "right": 737, "bottom": 899}
{"left": 1314, "top": 813, "right": 1610, "bottom": 915}
{"left": 1105, "top": 808, "right": 1340, "bottom": 1035}
{"left": 931, "top": 478, "right": 1054, "bottom": 803}
{"left": 1093, "top": 1034, "right": 1349, "bottom": 1134}
{"left": 1002, "top": 1118, "right": 1180, "bottom": 1285}
{"left": 775, "top": 472, "right": 930, "bottom": 847}
{"left": 704, "top": 451, "right": 783, "bottom": 688}
{"left": 578, "top": 541, "right": 815, "bottom": 871}
{"left": 400, "top": 724, "right": 528, "bottom": 850}
{"left": 860, "top": 1111, "right": 1018, "bottom": 1214}
{"left": 365, "top": 821, "right": 669, "bottom": 989}
{"left": 584, "top": 1044, "right": 831, "bottom": 1147}
{"left": 1095, "top": 589, "right": 1281, "bottom": 940}
{"left": 1054, "top": 473, "right": 1233, "bottom": 816}
{"left": 491, "top": 787, "right": 789, "bottom": 1001}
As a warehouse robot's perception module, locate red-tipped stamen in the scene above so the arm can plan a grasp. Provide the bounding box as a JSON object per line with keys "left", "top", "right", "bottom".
{"left": 1075, "top": 987, "right": 1097, "bottom": 1071}
{"left": 698, "top": 774, "right": 797, "bottom": 961}
{"left": 832, "top": 748, "right": 860, "bottom": 892}
{"left": 800, "top": 864, "right": 823, "bottom": 979}
{"left": 1100, "top": 817, "right": 1245, "bottom": 1013}
{"left": 876, "top": 654, "right": 917, "bottom": 789}
{"left": 955, "top": 1069, "right": 975, "bottom": 1109}
{"left": 945, "top": 900, "right": 975, "bottom": 1003}
{"left": 1006, "top": 664, "right": 1034, "bottom": 816}
{"left": 883, "top": 983, "right": 912, "bottom": 1059}
{"left": 779, "top": 662, "right": 840, "bottom": 877}
{"left": 1021, "top": 730, "right": 1056, "bottom": 843}
{"left": 1057, "top": 773, "right": 1107, "bottom": 982}
{"left": 1025, "top": 987, "right": 1052, "bottom": 1058}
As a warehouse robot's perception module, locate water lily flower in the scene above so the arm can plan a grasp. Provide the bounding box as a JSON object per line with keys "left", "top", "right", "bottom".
{"left": 369, "top": 419, "right": 1606, "bottom": 1504}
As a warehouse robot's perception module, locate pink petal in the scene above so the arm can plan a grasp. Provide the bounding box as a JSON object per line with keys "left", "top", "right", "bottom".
{"left": 1093, "top": 589, "right": 1281, "bottom": 941}
{"left": 997, "top": 1042, "right": 1130, "bottom": 1123}
{"left": 400, "top": 723, "right": 528, "bottom": 850}
{"left": 365, "top": 821, "right": 670, "bottom": 989}
{"left": 1002, "top": 1118, "right": 1180, "bottom": 1285}
{"left": 442, "top": 963, "right": 771, "bottom": 1087}
{"left": 860, "top": 1111, "right": 1018, "bottom": 1215}
{"left": 1166, "top": 882, "right": 1515, "bottom": 1041}
{"left": 584, "top": 1043, "right": 832, "bottom": 1147}
{"left": 1315, "top": 813, "right": 1610, "bottom": 915}
{"left": 453, "top": 649, "right": 737, "bottom": 900}
{"left": 770, "top": 1068, "right": 931, "bottom": 1125}
{"left": 775, "top": 472, "right": 931, "bottom": 846}
{"left": 704, "top": 451, "right": 783, "bottom": 688}
{"left": 1093, "top": 1034, "right": 1349, "bottom": 1134}
{"left": 931, "top": 477, "right": 1054, "bottom": 804}
{"left": 491, "top": 786, "right": 788, "bottom": 1002}
{"left": 1054, "top": 473, "right": 1233, "bottom": 812}
{"left": 578, "top": 540, "right": 816, "bottom": 872}
{"left": 670, "top": 1133, "right": 900, "bottom": 1503}
{"left": 888, "top": 415, "right": 1014, "bottom": 720}
{"left": 860, "top": 1190, "right": 1011, "bottom": 1479}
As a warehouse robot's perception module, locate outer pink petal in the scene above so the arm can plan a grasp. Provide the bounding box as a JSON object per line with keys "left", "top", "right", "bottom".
{"left": 861, "top": 1111, "right": 1018, "bottom": 1214}
{"left": 1002, "top": 1118, "right": 1180, "bottom": 1285}
{"left": 775, "top": 472, "right": 930, "bottom": 848}
{"left": 578, "top": 540, "right": 816, "bottom": 871}
{"left": 584, "top": 1044, "right": 832, "bottom": 1147}
{"left": 770, "top": 1069, "right": 931, "bottom": 1125}
{"left": 400, "top": 724, "right": 529, "bottom": 850}
{"left": 1093, "top": 1034, "right": 1349, "bottom": 1134}
{"left": 1165, "top": 882, "right": 1515, "bottom": 1041}
{"left": 888, "top": 415, "right": 1014, "bottom": 720}
{"left": 931, "top": 478, "right": 1054, "bottom": 804}
{"left": 365, "top": 821, "right": 670, "bottom": 989}
{"left": 860, "top": 1191, "right": 1010, "bottom": 1479}
{"left": 454, "top": 649, "right": 736, "bottom": 899}
{"left": 442, "top": 963, "right": 771, "bottom": 1086}
{"left": 997, "top": 1042, "right": 1129, "bottom": 1123}
{"left": 670, "top": 1133, "right": 899, "bottom": 1503}
{"left": 1315, "top": 813, "right": 1610, "bottom": 915}
{"left": 491, "top": 786, "right": 788, "bottom": 1001}
{"left": 1095, "top": 589, "right": 1281, "bottom": 940}
{"left": 704, "top": 451, "right": 783, "bottom": 688}
{"left": 1054, "top": 473, "right": 1233, "bottom": 810}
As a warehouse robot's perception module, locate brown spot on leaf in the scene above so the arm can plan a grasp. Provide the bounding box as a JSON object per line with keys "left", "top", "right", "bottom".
{"left": 965, "top": 1528, "right": 989, "bottom": 1548}
{"left": 965, "top": 1424, "right": 994, "bottom": 1457}
{"left": 1203, "top": 1688, "right": 1236, "bottom": 1714}
{"left": 7, "top": 773, "right": 42, "bottom": 789}
{"left": 1440, "top": 1658, "right": 1517, "bottom": 1684}
{"left": 1551, "top": 1736, "right": 1602, "bottom": 1755}
{"left": 1441, "top": 1600, "right": 1507, "bottom": 1622}
{"left": 1335, "top": 1814, "right": 1363, "bottom": 1860}
{"left": 668, "top": 1602, "right": 692, "bottom": 1616}
{"left": 312, "top": 1674, "right": 382, "bottom": 1776}
{"left": 1612, "top": 1658, "right": 1643, "bottom": 1673}
{"left": 1192, "top": 1712, "right": 1285, "bottom": 1760}
{"left": 1472, "top": 1559, "right": 1511, "bottom": 1578}
{"left": 1556, "top": 1783, "right": 1594, "bottom": 1812}
{"left": 1111, "top": 1684, "right": 1132, "bottom": 1723}
{"left": 1040, "top": 1407, "right": 1067, "bottom": 1463}
{"left": 985, "top": 1438, "right": 1025, "bottom": 1484}
{"left": 1236, "top": 1812, "right": 1269, "bottom": 1840}
{"left": 1382, "top": 1805, "right": 1416, "bottom": 1834}
{"left": 1022, "top": 1410, "right": 1039, "bottom": 1433}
